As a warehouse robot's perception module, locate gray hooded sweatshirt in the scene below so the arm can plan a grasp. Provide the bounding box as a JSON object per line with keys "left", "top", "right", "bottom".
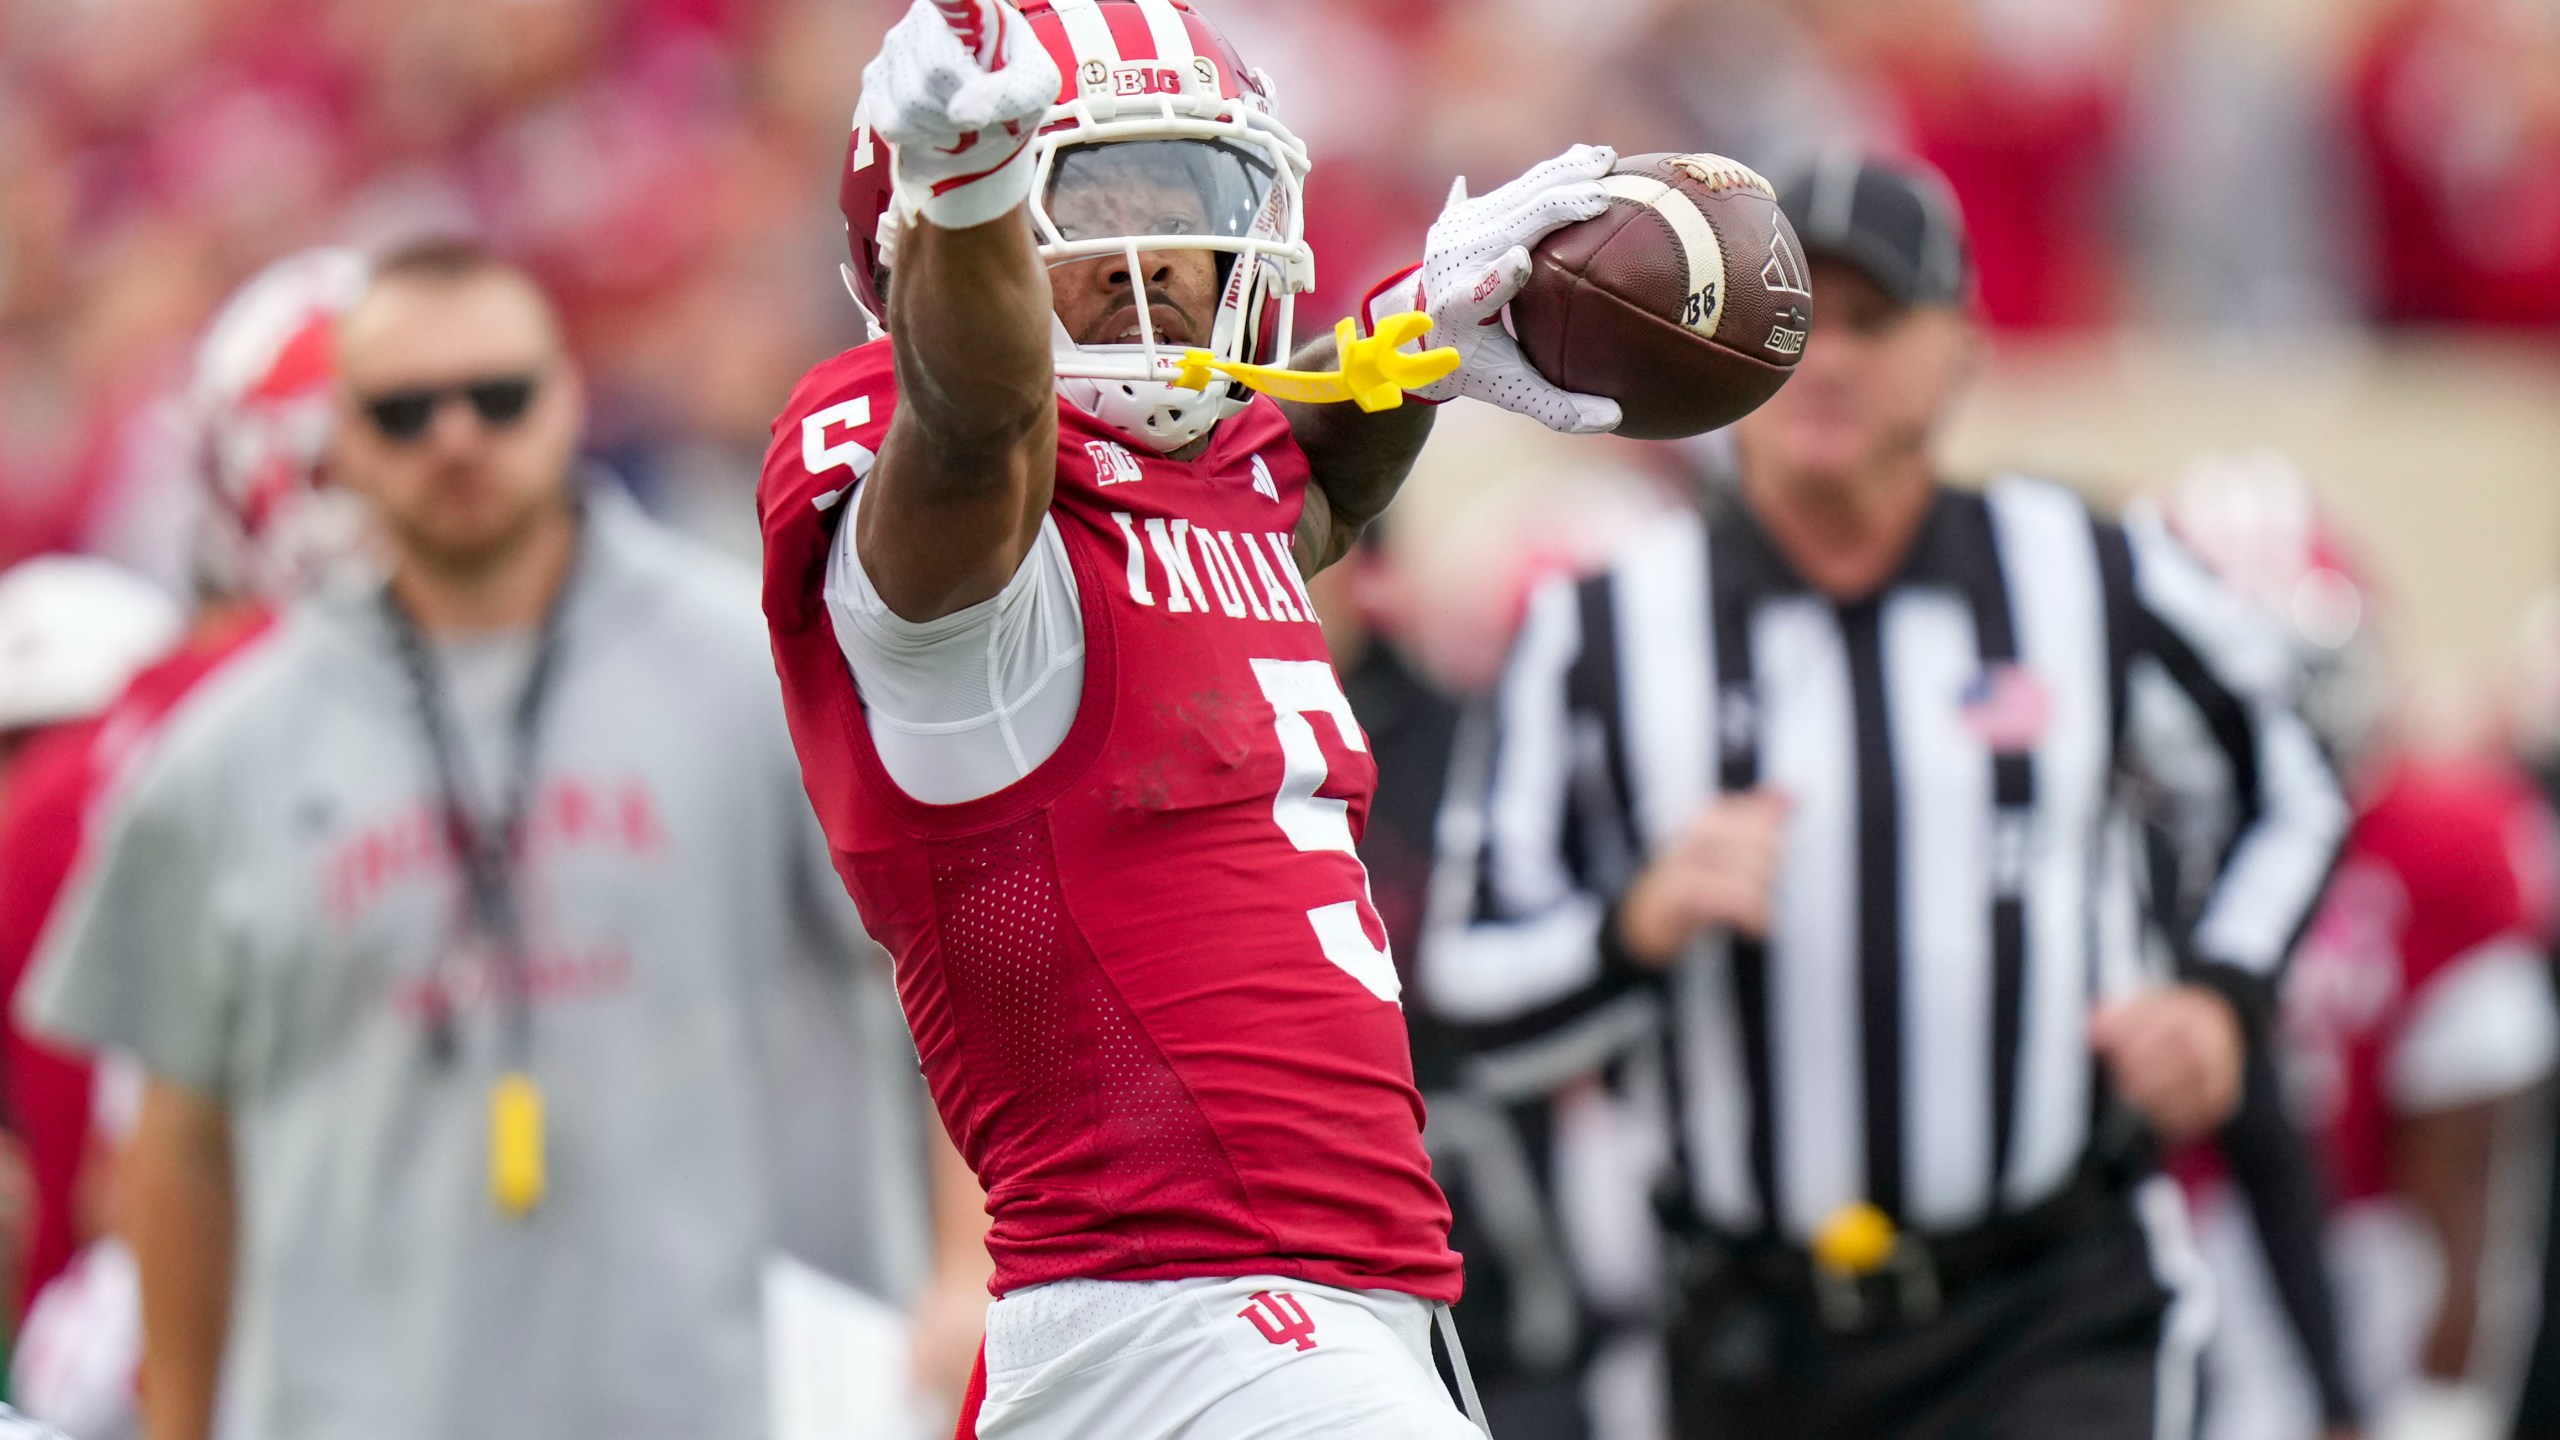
{"left": 27, "top": 489, "right": 925, "bottom": 1440}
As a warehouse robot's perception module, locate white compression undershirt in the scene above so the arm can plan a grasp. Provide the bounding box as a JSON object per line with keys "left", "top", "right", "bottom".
{"left": 822, "top": 480, "right": 1088, "bottom": 805}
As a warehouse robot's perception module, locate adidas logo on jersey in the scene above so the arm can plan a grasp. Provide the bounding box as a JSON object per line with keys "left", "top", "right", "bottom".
{"left": 1088, "top": 440, "right": 1145, "bottom": 487}
{"left": 1250, "top": 455, "right": 1280, "bottom": 502}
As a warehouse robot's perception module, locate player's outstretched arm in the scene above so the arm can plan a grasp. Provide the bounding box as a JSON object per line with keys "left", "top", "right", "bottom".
{"left": 1396, "top": 145, "right": 1622, "bottom": 435}
{"left": 1278, "top": 328, "right": 1435, "bottom": 578}
{"left": 855, "top": 0, "right": 1064, "bottom": 622}
{"left": 864, "top": 212, "right": 1059, "bottom": 620}
{"left": 1286, "top": 144, "right": 1622, "bottom": 576}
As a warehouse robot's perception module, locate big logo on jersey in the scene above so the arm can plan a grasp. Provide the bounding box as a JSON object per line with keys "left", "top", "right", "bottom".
{"left": 1088, "top": 440, "right": 1145, "bottom": 486}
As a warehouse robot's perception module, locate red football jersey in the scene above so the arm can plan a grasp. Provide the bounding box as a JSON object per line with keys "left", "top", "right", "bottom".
{"left": 760, "top": 340, "right": 1460, "bottom": 1302}
{"left": 0, "top": 612, "right": 272, "bottom": 1313}
{"left": 2283, "top": 756, "right": 2559, "bottom": 1203}
{"left": 0, "top": 718, "right": 107, "bottom": 1312}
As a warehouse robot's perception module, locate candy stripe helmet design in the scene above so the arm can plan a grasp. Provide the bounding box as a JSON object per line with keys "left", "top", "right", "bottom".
{"left": 841, "top": 0, "right": 1315, "bottom": 453}
{"left": 2152, "top": 450, "right": 2390, "bottom": 767}
{"left": 191, "top": 247, "right": 371, "bottom": 598}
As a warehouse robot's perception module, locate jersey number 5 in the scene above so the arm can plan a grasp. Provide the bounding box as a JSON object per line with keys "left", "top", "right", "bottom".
{"left": 1250, "top": 659, "right": 1401, "bottom": 1005}
{"left": 803, "top": 396, "right": 876, "bottom": 482}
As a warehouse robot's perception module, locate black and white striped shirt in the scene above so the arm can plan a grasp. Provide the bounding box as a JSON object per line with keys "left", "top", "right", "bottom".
{"left": 1424, "top": 477, "right": 2347, "bottom": 1244}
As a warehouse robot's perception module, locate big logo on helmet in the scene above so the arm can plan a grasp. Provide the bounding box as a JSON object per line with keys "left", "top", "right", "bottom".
{"left": 1112, "top": 65, "right": 1184, "bottom": 97}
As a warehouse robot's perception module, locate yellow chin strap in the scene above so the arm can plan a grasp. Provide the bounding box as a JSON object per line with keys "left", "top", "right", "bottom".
{"left": 1172, "top": 314, "right": 1458, "bottom": 414}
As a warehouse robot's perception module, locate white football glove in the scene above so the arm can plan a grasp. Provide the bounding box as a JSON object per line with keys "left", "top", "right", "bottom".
{"left": 1398, "top": 143, "right": 1622, "bottom": 435}
{"left": 862, "top": 0, "right": 1061, "bottom": 229}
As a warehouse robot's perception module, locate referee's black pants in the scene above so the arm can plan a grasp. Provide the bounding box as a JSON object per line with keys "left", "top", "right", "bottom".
{"left": 1668, "top": 1193, "right": 2193, "bottom": 1440}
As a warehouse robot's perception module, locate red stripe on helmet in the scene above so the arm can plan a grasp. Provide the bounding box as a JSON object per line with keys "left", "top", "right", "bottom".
{"left": 1020, "top": 5, "right": 1080, "bottom": 104}
{"left": 250, "top": 315, "right": 336, "bottom": 402}
{"left": 1179, "top": 8, "right": 1244, "bottom": 98}
{"left": 1101, "top": 1, "right": 1156, "bottom": 63}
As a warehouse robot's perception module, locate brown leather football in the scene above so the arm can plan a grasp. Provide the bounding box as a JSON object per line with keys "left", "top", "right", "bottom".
{"left": 1511, "top": 152, "right": 1811, "bottom": 440}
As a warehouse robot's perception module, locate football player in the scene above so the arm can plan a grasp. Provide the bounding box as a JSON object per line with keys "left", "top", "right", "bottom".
{"left": 757, "top": 1, "right": 1621, "bottom": 1434}
{"left": 5, "top": 249, "right": 364, "bottom": 1440}
{"left": 2156, "top": 456, "right": 2560, "bottom": 1440}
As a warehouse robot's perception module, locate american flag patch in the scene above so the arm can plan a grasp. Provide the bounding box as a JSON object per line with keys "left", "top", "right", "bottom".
{"left": 1960, "top": 665, "right": 2050, "bottom": 754}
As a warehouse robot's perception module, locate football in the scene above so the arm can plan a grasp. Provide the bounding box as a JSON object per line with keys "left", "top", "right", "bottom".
{"left": 1510, "top": 151, "right": 1812, "bottom": 440}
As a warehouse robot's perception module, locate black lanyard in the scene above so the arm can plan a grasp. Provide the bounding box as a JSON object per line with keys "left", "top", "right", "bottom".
{"left": 380, "top": 537, "right": 580, "bottom": 1067}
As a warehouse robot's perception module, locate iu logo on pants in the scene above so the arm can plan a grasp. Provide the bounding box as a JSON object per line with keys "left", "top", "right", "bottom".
{"left": 1238, "top": 1291, "right": 1318, "bottom": 1351}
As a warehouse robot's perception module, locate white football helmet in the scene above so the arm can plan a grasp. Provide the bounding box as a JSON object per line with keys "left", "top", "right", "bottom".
{"left": 2153, "top": 450, "right": 2390, "bottom": 769}
{"left": 0, "top": 557, "right": 183, "bottom": 733}
{"left": 190, "top": 247, "right": 370, "bottom": 599}
{"left": 841, "top": 0, "right": 1314, "bottom": 454}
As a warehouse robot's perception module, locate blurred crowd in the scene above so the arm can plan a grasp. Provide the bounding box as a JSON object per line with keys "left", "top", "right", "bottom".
{"left": 4, "top": 0, "right": 2559, "bottom": 584}
{"left": 0, "top": 0, "right": 2556, "bottom": 1438}
{"left": 0, "top": 0, "right": 878, "bottom": 576}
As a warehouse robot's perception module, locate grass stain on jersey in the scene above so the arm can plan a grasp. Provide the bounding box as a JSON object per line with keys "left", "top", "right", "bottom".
{"left": 1110, "top": 683, "right": 1257, "bottom": 815}
{"left": 1109, "top": 756, "right": 1178, "bottom": 814}
{"left": 1163, "top": 683, "right": 1256, "bottom": 772}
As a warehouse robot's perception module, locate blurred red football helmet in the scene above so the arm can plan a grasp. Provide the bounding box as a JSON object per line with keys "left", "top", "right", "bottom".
{"left": 2153, "top": 450, "right": 2390, "bottom": 766}
{"left": 839, "top": 0, "right": 1314, "bottom": 453}
{"left": 190, "top": 247, "right": 369, "bottom": 598}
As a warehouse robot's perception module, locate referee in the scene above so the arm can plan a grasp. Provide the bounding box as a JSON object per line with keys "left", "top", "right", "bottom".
{"left": 1426, "top": 152, "right": 2349, "bottom": 1439}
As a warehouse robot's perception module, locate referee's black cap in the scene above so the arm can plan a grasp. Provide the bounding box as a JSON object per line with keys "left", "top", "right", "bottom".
{"left": 1772, "top": 149, "right": 1975, "bottom": 310}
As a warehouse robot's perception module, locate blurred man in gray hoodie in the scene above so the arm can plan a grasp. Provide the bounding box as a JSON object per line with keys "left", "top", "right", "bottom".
{"left": 27, "top": 238, "right": 978, "bottom": 1440}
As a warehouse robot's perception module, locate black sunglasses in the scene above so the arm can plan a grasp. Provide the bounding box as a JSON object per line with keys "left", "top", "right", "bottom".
{"left": 361, "top": 374, "right": 541, "bottom": 443}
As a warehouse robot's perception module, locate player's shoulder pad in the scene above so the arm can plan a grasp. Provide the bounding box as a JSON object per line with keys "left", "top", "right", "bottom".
{"left": 760, "top": 338, "right": 902, "bottom": 631}
{"left": 761, "top": 337, "right": 901, "bottom": 514}
{"left": 2356, "top": 759, "right": 2551, "bottom": 940}
{"left": 2372, "top": 757, "right": 2538, "bottom": 854}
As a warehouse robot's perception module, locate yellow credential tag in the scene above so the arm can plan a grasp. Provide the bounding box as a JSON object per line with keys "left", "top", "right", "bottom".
{"left": 1811, "top": 1202, "right": 1897, "bottom": 1278}
{"left": 1173, "top": 314, "right": 1460, "bottom": 413}
{"left": 489, "top": 1071, "right": 547, "bottom": 1217}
